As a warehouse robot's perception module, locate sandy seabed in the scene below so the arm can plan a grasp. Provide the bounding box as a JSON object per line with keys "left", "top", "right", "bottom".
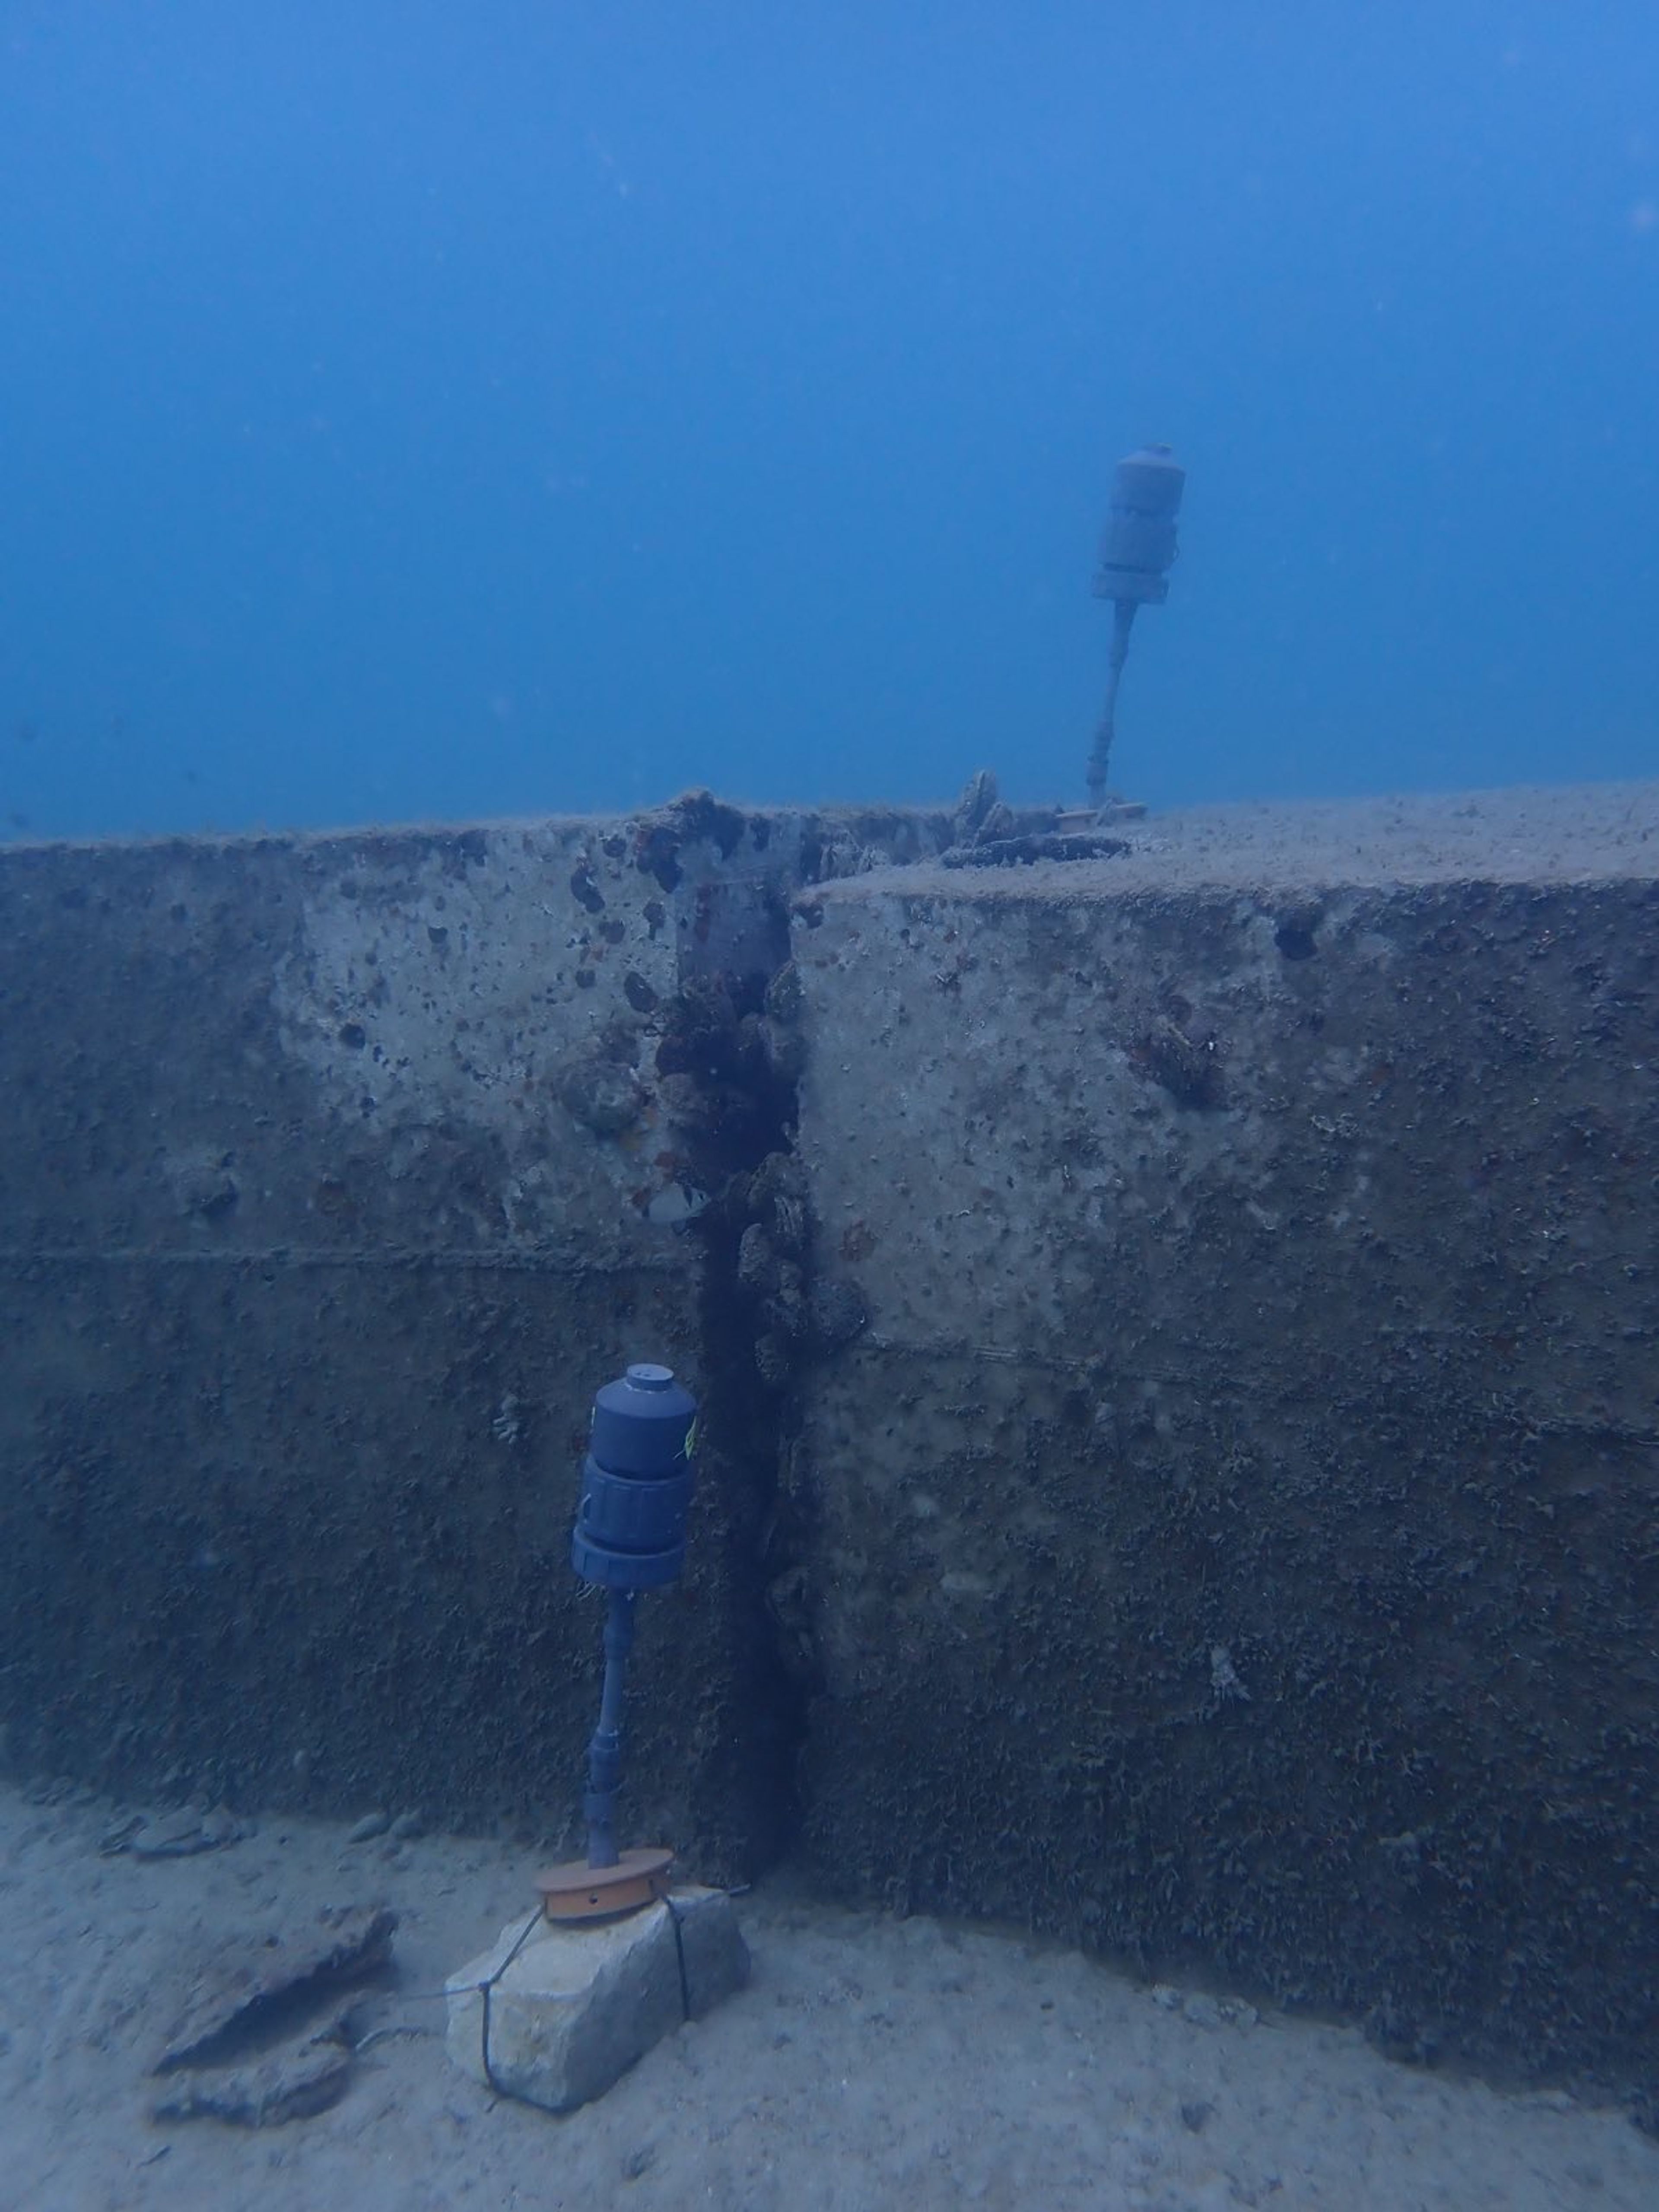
{"left": 0, "top": 1785, "right": 1653, "bottom": 2212}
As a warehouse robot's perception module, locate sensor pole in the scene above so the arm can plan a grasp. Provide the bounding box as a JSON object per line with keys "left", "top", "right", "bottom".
{"left": 582, "top": 1589, "right": 636, "bottom": 1869}
{"left": 1088, "top": 444, "right": 1186, "bottom": 809}
{"left": 1089, "top": 598, "right": 1140, "bottom": 809}
{"left": 536, "top": 1362, "right": 698, "bottom": 1921}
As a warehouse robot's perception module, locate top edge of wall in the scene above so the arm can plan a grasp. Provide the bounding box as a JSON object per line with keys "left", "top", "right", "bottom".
{"left": 0, "top": 793, "right": 953, "bottom": 864}
{"left": 814, "top": 779, "right": 1659, "bottom": 900}
{"left": 6, "top": 779, "right": 1657, "bottom": 895}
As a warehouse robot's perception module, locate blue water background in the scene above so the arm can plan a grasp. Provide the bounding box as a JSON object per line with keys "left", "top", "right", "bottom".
{"left": 2, "top": 2, "right": 1656, "bottom": 840}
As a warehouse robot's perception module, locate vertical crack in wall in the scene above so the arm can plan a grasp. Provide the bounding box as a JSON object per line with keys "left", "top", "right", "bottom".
{"left": 0, "top": 796, "right": 917, "bottom": 1868}
{"left": 657, "top": 861, "right": 863, "bottom": 1871}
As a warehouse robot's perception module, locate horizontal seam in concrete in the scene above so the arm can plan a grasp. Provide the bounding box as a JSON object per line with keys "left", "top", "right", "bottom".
{"left": 0, "top": 1247, "right": 686, "bottom": 1276}
{"left": 858, "top": 1334, "right": 1101, "bottom": 1371}
{"left": 851, "top": 1339, "right": 1659, "bottom": 1443}
{"left": 857, "top": 1327, "right": 1496, "bottom": 1362}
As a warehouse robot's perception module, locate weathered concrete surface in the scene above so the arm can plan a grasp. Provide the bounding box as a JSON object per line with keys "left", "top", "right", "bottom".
{"left": 7, "top": 771, "right": 1659, "bottom": 2104}
{"left": 0, "top": 795, "right": 947, "bottom": 1871}
{"left": 785, "top": 779, "right": 1659, "bottom": 2099}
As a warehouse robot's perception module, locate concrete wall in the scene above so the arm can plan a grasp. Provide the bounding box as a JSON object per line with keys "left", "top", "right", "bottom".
{"left": 3, "top": 777, "right": 1656, "bottom": 2105}
{"left": 784, "top": 786, "right": 1659, "bottom": 2100}
{"left": 0, "top": 794, "right": 946, "bottom": 1875}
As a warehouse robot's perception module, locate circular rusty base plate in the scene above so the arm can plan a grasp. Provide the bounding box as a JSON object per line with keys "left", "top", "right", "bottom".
{"left": 534, "top": 1845, "right": 676, "bottom": 1922}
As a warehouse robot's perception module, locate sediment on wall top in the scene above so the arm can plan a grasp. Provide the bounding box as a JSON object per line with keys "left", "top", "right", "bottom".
{"left": 806, "top": 780, "right": 1659, "bottom": 904}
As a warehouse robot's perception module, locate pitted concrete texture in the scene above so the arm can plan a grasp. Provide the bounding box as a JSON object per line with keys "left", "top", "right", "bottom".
{"left": 0, "top": 815, "right": 720, "bottom": 1851}
{"left": 0, "top": 796, "right": 947, "bottom": 1863}
{"left": 786, "top": 781, "right": 1659, "bottom": 2102}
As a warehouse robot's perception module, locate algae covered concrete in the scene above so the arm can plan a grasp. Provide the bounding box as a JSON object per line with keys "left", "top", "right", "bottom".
{"left": 3, "top": 772, "right": 1657, "bottom": 2107}
{"left": 784, "top": 780, "right": 1659, "bottom": 2095}
{"left": 0, "top": 794, "right": 946, "bottom": 1872}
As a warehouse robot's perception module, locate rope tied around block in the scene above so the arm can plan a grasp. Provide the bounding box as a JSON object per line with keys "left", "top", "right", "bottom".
{"left": 473, "top": 1893, "right": 697, "bottom": 2107}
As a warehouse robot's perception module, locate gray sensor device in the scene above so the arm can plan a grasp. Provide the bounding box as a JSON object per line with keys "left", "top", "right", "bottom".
{"left": 1089, "top": 444, "right": 1186, "bottom": 806}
